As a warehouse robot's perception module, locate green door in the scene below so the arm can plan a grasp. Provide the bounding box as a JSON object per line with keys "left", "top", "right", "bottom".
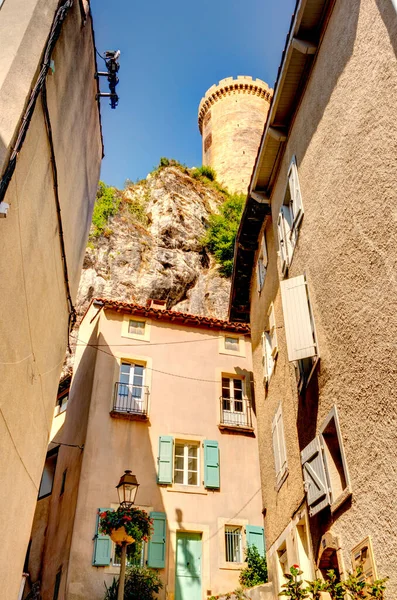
{"left": 175, "top": 532, "right": 202, "bottom": 600}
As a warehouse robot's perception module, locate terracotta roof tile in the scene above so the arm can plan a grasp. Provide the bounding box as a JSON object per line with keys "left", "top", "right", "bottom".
{"left": 92, "top": 298, "right": 250, "bottom": 334}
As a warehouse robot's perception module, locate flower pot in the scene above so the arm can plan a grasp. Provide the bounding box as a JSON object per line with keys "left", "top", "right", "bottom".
{"left": 110, "top": 526, "right": 135, "bottom": 545}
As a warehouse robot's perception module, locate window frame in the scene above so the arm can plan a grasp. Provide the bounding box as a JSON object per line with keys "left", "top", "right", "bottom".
{"left": 219, "top": 334, "right": 245, "bottom": 357}
{"left": 256, "top": 230, "right": 268, "bottom": 293}
{"left": 55, "top": 391, "right": 69, "bottom": 417}
{"left": 272, "top": 405, "right": 288, "bottom": 490}
{"left": 224, "top": 525, "right": 243, "bottom": 563}
{"left": 262, "top": 302, "right": 278, "bottom": 383}
{"left": 173, "top": 440, "right": 200, "bottom": 487}
{"left": 38, "top": 448, "right": 59, "bottom": 500}
{"left": 121, "top": 315, "right": 151, "bottom": 341}
{"left": 277, "top": 155, "right": 304, "bottom": 276}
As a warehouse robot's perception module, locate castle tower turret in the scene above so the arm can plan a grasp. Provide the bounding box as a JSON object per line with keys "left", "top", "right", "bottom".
{"left": 198, "top": 76, "right": 273, "bottom": 194}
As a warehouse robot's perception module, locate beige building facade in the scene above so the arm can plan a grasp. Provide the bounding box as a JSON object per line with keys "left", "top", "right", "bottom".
{"left": 198, "top": 77, "right": 272, "bottom": 194}
{"left": 230, "top": 0, "right": 397, "bottom": 597}
{"left": 0, "top": 1, "right": 102, "bottom": 598}
{"left": 28, "top": 300, "right": 264, "bottom": 600}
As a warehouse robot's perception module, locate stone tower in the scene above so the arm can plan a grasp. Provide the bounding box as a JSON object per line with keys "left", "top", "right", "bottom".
{"left": 198, "top": 76, "right": 273, "bottom": 194}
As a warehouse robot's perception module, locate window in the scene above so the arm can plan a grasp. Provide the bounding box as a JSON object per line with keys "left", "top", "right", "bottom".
{"left": 113, "top": 541, "right": 145, "bottom": 567}
{"left": 277, "top": 156, "right": 304, "bottom": 275}
{"left": 256, "top": 231, "right": 268, "bottom": 292}
{"left": 225, "top": 526, "right": 242, "bottom": 563}
{"left": 221, "top": 377, "right": 251, "bottom": 427}
{"left": 280, "top": 275, "right": 319, "bottom": 390}
{"left": 272, "top": 405, "right": 288, "bottom": 488}
{"left": 262, "top": 303, "right": 278, "bottom": 382}
{"left": 277, "top": 543, "right": 289, "bottom": 584}
{"left": 60, "top": 469, "right": 67, "bottom": 496}
{"left": 128, "top": 319, "right": 145, "bottom": 336}
{"left": 224, "top": 336, "right": 239, "bottom": 352}
{"left": 301, "top": 406, "right": 351, "bottom": 516}
{"left": 115, "top": 362, "right": 147, "bottom": 414}
{"left": 38, "top": 450, "right": 58, "bottom": 499}
{"left": 174, "top": 442, "right": 199, "bottom": 486}
{"left": 351, "top": 536, "right": 377, "bottom": 584}
{"left": 55, "top": 392, "right": 68, "bottom": 416}
{"left": 53, "top": 570, "right": 62, "bottom": 600}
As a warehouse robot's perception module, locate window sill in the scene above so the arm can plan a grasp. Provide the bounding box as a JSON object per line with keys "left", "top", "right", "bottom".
{"left": 330, "top": 487, "right": 352, "bottom": 514}
{"left": 166, "top": 485, "right": 208, "bottom": 496}
{"left": 275, "top": 468, "right": 289, "bottom": 492}
{"left": 219, "top": 562, "right": 245, "bottom": 571}
{"left": 218, "top": 423, "right": 255, "bottom": 436}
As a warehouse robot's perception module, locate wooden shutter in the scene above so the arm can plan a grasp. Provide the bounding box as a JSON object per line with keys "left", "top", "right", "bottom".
{"left": 246, "top": 525, "right": 265, "bottom": 557}
{"left": 262, "top": 232, "right": 268, "bottom": 268}
{"left": 147, "top": 512, "right": 166, "bottom": 568}
{"left": 268, "top": 303, "right": 278, "bottom": 357}
{"left": 277, "top": 211, "right": 288, "bottom": 275}
{"left": 157, "top": 436, "right": 173, "bottom": 484}
{"left": 204, "top": 440, "right": 220, "bottom": 489}
{"left": 288, "top": 158, "right": 304, "bottom": 227}
{"left": 272, "top": 414, "right": 281, "bottom": 476}
{"left": 262, "top": 332, "right": 273, "bottom": 382}
{"left": 280, "top": 275, "right": 317, "bottom": 362}
{"left": 92, "top": 508, "right": 112, "bottom": 566}
{"left": 301, "top": 437, "right": 330, "bottom": 516}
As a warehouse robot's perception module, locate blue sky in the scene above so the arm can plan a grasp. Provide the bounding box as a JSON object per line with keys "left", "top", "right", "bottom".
{"left": 91, "top": 0, "right": 296, "bottom": 188}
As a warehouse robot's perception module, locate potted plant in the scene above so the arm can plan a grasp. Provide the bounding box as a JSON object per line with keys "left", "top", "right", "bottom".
{"left": 99, "top": 506, "right": 153, "bottom": 546}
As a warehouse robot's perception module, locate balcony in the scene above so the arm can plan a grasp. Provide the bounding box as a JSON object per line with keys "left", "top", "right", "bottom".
{"left": 219, "top": 396, "right": 254, "bottom": 433}
{"left": 110, "top": 382, "right": 149, "bottom": 420}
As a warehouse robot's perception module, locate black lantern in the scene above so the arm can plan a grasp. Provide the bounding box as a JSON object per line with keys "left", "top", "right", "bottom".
{"left": 116, "top": 470, "right": 139, "bottom": 506}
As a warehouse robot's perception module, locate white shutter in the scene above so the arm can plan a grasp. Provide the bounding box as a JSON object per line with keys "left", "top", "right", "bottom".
{"left": 262, "top": 232, "right": 268, "bottom": 268}
{"left": 262, "top": 332, "right": 274, "bottom": 382}
{"left": 256, "top": 262, "right": 262, "bottom": 292}
{"left": 288, "top": 158, "right": 304, "bottom": 227}
{"left": 277, "top": 410, "right": 287, "bottom": 473}
{"left": 301, "top": 437, "right": 330, "bottom": 516}
{"left": 268, "top": 303, "right": 278, "bottom": 357}
{"left": 272, "top": 414, "right": 281, "bottom": 476}
{"left": 280, "top": 275, "right": 317, "bottom": 362}
{"left": 277, "top": 211, "right": 288, "bottom": 275}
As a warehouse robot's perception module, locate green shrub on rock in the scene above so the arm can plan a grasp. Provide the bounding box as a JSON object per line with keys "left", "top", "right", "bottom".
{"left": 239, "top": 545, "right": 268, "bottom": 588}
{"left": 104, "top": 566, "right": 163, "bottom": 600}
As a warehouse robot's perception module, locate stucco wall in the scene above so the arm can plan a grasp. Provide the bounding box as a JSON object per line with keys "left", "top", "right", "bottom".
{"left": 199, "top": 77, "right": 272, "bottom": 194}
{"left": 39, "top": 307, "right": 263, "bottom": 600}
{"left": 0, "top": 2, "right": 102, "bottom": 598}
{"left": 249, "top": 0, "right": 397, "bottom": 595}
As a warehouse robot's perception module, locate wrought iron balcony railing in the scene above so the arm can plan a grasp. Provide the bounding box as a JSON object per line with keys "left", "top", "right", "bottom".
{"left": 219, "top": 396, "right": 252, "bottom": 429}
{"left": 112, "top": 382, "right": 149, "bottom": 418}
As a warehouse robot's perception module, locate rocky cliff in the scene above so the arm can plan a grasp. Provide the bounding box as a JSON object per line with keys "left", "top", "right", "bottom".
{"left": 76, "top": 164, "right": 232, "bottom": 322}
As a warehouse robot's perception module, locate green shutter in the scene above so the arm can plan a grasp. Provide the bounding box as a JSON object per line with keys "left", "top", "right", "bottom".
{"left": 147, "top": 512, "right": 166, "bottom": 568}
{"left": 92, "top": 508, "right": 112, "bottom": 566}
{"left": 246, "top": 525, "right": 265, "bottom": 557}
{"left": 204, "top": 440, "right": 220, "bottom": 489}
{"left": 158, "top": 436, "right": 173, "bottom": 484}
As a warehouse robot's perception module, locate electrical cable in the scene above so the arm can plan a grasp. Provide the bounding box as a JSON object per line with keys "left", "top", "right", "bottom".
{"left": 52, "top": 441, "right": 84, "bottom": 450}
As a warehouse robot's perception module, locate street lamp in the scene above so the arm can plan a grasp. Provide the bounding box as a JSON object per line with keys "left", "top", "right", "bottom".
{"left": 116, "top": 470, "right": 139, "bottom": 507}
{"left": 116, "top": 470, "right": 139, "bottom": 600}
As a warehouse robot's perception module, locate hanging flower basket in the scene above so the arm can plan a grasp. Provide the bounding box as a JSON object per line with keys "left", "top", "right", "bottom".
{"left": 110, "top": 526, "right": 135, "bottom": 545}
{"left": 99, "top": 506, "right": 153, "bottom": 546}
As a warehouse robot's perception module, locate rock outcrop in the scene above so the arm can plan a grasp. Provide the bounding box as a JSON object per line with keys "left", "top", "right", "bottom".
{"left": 76, "top": 165, "right": 231, "bottom": 322}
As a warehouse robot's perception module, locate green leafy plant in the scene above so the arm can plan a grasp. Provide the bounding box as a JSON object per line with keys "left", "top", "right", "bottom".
{"left": 279, "top": 566, "right": 309, "bottom": 599}
{"left": 239, "top": 545, "right": 268, "bottom": 587}
{"left": 305, "top": 579, "right": 325, "bottom": 600}
{"left": 343, "top": 568, "right": 367, "bottom": 599}
{"left": 367, "top": 577, "right": 389, "bottom": 599}
{"left": 104, "top": 567, "right": 163, "bottom": 600}
{"left": 99, "top": 507, "right": 152, "bottom": 544}
{"left": 91, "top": 181, "right": 121, "bottom": 238}
{"left": 202, "top": 193, "right": 245, "bottom": 276}
{"left": 320, "top": 569, "right": 344, "bottom": 600}
{"left": 192, "top": 165, "right": 216, "bottom": 181}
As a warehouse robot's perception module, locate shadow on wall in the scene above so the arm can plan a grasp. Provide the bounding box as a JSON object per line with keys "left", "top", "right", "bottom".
{"left": 298, "top": 0, "right": 361, "bottom": 166}
{"left": 174, "top": 508, "right": 201, "bottom": 600}
{"left": 375, "top": 0, "right": 397, "bottom": 57}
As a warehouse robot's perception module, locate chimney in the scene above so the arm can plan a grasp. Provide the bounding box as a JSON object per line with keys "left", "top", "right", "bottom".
{"left": 146, "top": 299, "right": 167, "bottom": 310}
